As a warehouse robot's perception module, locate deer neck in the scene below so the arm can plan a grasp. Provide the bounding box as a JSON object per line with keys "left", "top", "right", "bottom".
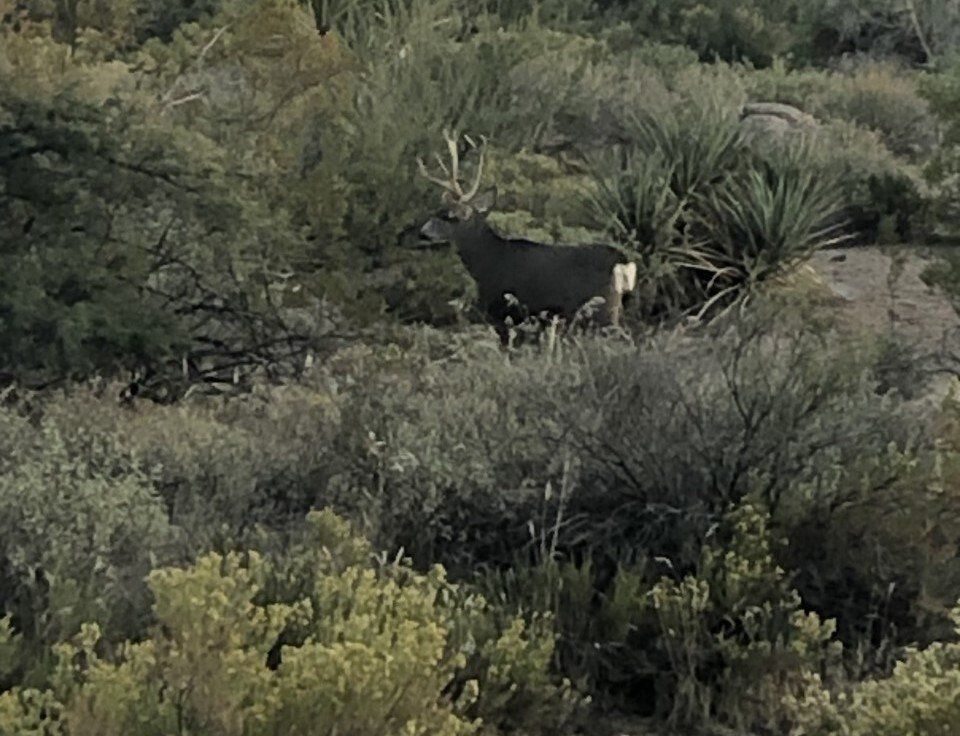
{"left": 450, "top": 219, "right": 503, "bottom": 273}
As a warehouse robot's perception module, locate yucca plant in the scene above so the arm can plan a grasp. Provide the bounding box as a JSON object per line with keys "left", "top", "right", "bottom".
{"left": 625, "top": 101, "right": 744, "bottom": 202}
{"left": 585, "top": 101, "right": 750, "bottom": 320}
{"left": 691, "top": 143, "right": 847, "bottom": 316}
{"left": 586, "top": 149, "right": 682, "bottom": 249}
{"left": 585, "top": 149, "right": 702, "bottom": 320}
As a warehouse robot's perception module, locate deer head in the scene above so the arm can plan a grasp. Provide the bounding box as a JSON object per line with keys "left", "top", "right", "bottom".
{"left": 417, "top": 129, "right": 496, "bottom": 243}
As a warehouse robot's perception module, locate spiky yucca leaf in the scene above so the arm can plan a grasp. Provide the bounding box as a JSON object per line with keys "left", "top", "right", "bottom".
{"left": 585, "top": 150, "right": 683, "bottom": 251}
{"left": 626, "top": 103, "right": 744, "bottom": 201}
{"left": 693, "top": 154, "right": 847, "bottom": 311}
{"left": 586, "top": 150, "right": 711, "bottom": 319}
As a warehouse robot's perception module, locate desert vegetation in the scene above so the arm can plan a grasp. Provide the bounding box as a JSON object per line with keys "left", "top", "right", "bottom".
{"left": 4, "top": 0, "right": 960, "bottom": 734}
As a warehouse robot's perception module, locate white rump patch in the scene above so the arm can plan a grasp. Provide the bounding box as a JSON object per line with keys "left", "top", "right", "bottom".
{"left": 613, "top": 262, "right": 638, "bottom": 294}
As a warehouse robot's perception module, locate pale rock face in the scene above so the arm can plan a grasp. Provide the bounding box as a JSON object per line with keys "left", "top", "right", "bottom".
{"left": 739, "top": 101, "right": 818, "bottom": 145}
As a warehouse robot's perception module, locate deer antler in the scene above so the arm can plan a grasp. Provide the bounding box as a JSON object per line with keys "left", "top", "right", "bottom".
{"left": 461, "top": 133, "right": 486, "bottom": 202}
{"left": 417, "top": 129, "right": 487, "bottom": 205}
{"left": 443, "top": 128, "right": 460, "bottom": 190}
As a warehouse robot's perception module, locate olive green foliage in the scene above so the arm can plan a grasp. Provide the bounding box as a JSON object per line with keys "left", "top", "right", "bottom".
{"left": 475, "top": 556, "right": 651, "bottom": 703}
{"left": 788, "top": 604, "right": 960, "bottom": 736}
{"left": 6, "top": 0, "right": 960, "bottom": 733}
{"left": 778, "top": 384, "right": 960, "bottom": 664}
{"left": 921, "top": 60, "right": 960, "bottom": 233}
{"left": 475, "top": 502, "right": 846, "bottom": 731}
{"left": 587, "top": 105, "right": 846, "bottom": 319}
{"left": 598, "top": 0, "right": 960, "bottom": 65}
{"left": 2, "top": 316, "right": 960, "bottom": 731}
{"left": 0, "top": 509, "right": 578, "bottom": 735}
{"left": 1, "top": 73, "right": 190, "bottom": 383}
{"left": 0, "top": 17, "right": 334, "bottom": 390}
{"left": 0, "top": 413, "right": 176, "bottom": 688}
{"left": 648, "top": 503, "right": 840, "bottom": 733}
{"left": 922, "top": 248, "right": 960, "bottom": 311}
{"left": 2, "top": 0, "right": 948, "bottom": 379}
{"left": 746, "top": 60, "right": 939, "bottom": 160}
{"left": 741, "top": 61, "right": 934, "bottom": 240}
{"left": 694, "top": 146, "right": 845, "bottom": 300}
{"left": 791, "top": 0, "right": 960, "bottom": 65}
{"left": 925, "top": 60, "right": 960, "bottom": 146}
{"left": 600, "top": 0, "right": 797, "bottom": 66}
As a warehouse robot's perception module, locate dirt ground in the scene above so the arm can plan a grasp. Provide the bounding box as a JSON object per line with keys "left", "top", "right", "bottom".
{"left": 805, "top": 244, "right": 960, "bottom": 401}
{"left": 808, "top": 246, "right": 960, "bottom": 352}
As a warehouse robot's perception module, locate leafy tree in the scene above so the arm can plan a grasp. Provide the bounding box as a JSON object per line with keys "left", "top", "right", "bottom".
{"left": 0, "top": 31, "right": 320, "bottom": 389}
{"left": 598, "top": 0, "right": 798, "bottom": 66}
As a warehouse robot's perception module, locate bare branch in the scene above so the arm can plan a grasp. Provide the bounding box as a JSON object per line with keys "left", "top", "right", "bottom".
{"left": 165, "top": 92, "right": 206, "bottom": 109}
{"left": 905, "top": 0, "right": 937, "bottom": 67}
{"left": 159, "top": 24, "right": 230, "bottom": 109}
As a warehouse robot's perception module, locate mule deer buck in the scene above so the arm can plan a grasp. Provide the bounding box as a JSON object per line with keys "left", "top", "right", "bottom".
{"left": 417, "top": 130, "right": 638, "bottom": 344}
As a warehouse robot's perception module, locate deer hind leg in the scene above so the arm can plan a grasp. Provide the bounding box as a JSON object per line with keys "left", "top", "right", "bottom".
{"left": 492, "top": 321, "right": 510, "bottom": 347}
{"left": 608, "top": 261, "right": 639, "bottom": 327}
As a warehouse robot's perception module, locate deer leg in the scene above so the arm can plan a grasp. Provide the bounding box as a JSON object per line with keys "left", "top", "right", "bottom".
{"left": 493, "top": 321, "right": 510, "bottom": 347}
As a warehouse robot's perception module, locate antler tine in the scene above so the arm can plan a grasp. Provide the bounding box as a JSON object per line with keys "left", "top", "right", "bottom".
{"left": 418, "top": 129, "right": 484, "bottom": 202}
{"left": 441, "top": 128, "right": 463, "bottom": 194}
{"left": 461, "top": 134, "right": 487, "bottom": 202}
{"left": 416, "top": 155, "right": 462, "bottom": 197}
{"left": 432, "top": 151, "right": 452, "bottom": 179}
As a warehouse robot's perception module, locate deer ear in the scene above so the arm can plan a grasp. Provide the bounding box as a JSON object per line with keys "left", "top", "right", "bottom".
{"left": 471, "top": 186, "right": 498, "bottom": 214}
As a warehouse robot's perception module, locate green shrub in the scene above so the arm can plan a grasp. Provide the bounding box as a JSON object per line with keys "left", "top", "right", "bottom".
{"left": 0, "top": 26, "right": 325, "bottom": 389}
{"left": 626, "top": 99, "right": 744, "bottom": 202}
{"left": 2, "top": 313, "right": 936, "bottom": 690}
{"left": 587, "top": 109, "right": 844, "bottom": 317}
{"left": 746, "top": 60, "right": 939, "bottom": 160}
{"left": 0, "top": 414, "right": 177, "bottom": 686}
{"left": 921, "top": 61, "right": 960, "bottom": 235}
{"left": 790, "top": 0, "right": 960, "bottom": 65}
{"left": 788, "top": 603, "right": 960, "bottom": 736}
{"left": 825, "top": 122, "right": 928, "bottom": 242}
{"left": 43, "top": 380, "right": 345, "bottom": 552}
{"left": 478, "top": 501, "right": 846, "bottom": 728}
{"left": 0, "top": 509, "right": 579, "bottom": 736}
{"left": 475, "top": 553, "right": 652, "bottom": 706}
{"left": 647, "top": 502, "right": 840, "bottom": 733}
{"left": 600, "top": 0, "right": 796, "bottom": 66}
{"left": 325, "top": 337, "right": 560, "bottom": 566}
{"left": 816, "top": 62, "right": 938, "bottom": 160}
{"left": 585, "top": 99, "right": 746, "bottom": 318}
{"left": 585, "top": 149, "right": 691, "bottom": 317}
{"left": 924, "top": 145, "right": 960, "bottom": 234}
{"left": 760, "top": 119, "right": 930, "bottom": 244}
{"left": 742, "top": 62, "right": 933, "bottom": 242}
{"left": 586, "top": 151, "right": 681, "bottom": 249}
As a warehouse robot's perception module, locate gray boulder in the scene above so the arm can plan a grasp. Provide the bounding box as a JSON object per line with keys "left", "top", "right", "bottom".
{"left": 739, "top": 102, "right": 818, "bottom": 144}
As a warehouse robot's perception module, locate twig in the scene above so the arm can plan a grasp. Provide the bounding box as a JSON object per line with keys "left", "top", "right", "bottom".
{"left": 904, "top": 0, "right": 937, "bottom": 67}
{"left": 159, "top": 25, "right": 230, "bottom": 109}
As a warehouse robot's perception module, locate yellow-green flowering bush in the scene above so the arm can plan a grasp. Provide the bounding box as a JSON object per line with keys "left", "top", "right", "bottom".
{"left": 788, "top": 604, "right": 960, "bottom": 736}
{"left": 648, "top": 502, "right": 840, "bottom": 733}
{"left": 0, "top": 510, "right": 578, "bottom": 736}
